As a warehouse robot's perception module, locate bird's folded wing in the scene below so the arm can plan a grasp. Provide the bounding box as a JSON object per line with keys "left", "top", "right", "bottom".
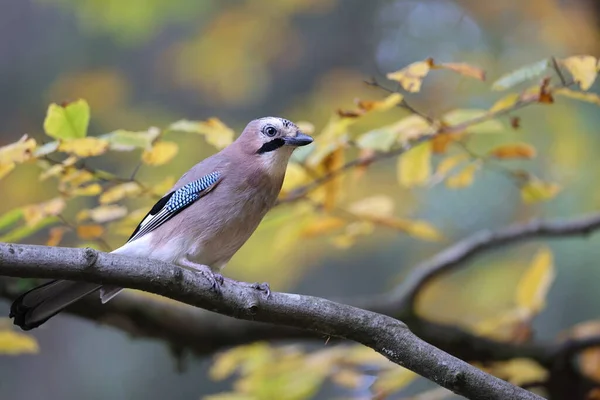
{"left": 126, "top": 171, "right": 222, "bottom": 243}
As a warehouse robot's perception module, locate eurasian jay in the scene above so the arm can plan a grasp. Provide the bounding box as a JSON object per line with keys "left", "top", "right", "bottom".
{"left": 10, "top": 116, "right": 313, "bottom": 330}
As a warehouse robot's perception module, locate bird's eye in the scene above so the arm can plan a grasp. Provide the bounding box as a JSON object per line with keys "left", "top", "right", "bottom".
{"left": 264, "top": 126, "right": 278, "bottom": 137}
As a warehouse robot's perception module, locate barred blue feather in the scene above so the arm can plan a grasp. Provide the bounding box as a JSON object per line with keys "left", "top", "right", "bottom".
{"left": 127, "top": 171, "right": 221, "bottom": 243}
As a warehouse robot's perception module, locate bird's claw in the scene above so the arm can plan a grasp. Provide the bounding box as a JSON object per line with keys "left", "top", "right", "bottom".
{"left": 202, "top": 270, "right": 224, "bottom": 294}
{"left": 251, "top": 282, "right": 271, "bottom": 299}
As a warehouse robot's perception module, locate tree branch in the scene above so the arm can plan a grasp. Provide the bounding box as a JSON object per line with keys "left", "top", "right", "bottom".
{"left": 388, "top": 212, "right": 600, "bottom": 312}
{"left": 0, "top": 242, "right": 541, "bottom": 400}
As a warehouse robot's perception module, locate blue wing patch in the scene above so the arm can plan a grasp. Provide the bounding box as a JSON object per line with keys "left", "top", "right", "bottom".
{"left": 127, "top": 171, "right": 221, "bottom": 243}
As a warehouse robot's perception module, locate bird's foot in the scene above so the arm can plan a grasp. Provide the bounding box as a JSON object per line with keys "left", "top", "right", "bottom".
{"left": 180, "top": 260, "right": 223, "bottom": 294}
{"left": 250, "top": 282, "right": 271, "bottom": 299}
{"left": 202, "top": 270, "right": 224, "bottom": 293}
{"left": 221, "top": 279, "right": 271, "bottom": 299}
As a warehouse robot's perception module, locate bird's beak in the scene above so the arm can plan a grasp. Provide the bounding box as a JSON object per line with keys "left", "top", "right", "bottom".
{"left": 283, "top": 132, "right": 313, "bottom": 147}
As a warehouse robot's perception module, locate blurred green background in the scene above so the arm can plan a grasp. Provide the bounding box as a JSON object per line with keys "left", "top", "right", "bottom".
{"left": 1, "top": 0, "right": 600, "bottom": 399}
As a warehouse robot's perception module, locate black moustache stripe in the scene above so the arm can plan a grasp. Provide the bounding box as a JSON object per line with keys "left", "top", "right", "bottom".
{"left": 256, "top": 138, "right": 285, "bottom": 154}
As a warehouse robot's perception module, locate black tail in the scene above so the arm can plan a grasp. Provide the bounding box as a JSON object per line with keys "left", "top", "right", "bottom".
{"left": 10, "top": 280, "right": 101, "bottom": 330}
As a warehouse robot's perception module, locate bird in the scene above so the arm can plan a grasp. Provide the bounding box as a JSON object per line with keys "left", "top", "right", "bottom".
{"left": 9, "top": 116, "right": 313, "bottom": 331}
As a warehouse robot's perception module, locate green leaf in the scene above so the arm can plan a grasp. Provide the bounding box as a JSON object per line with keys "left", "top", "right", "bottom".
{"left": 356, "top": 128, "right": 397, "bottom": 152}
{"left": 491, "top": 59, "right": 549, "bottom": 91}
{"left": 101, "top": 128, "right": 161, "bottom": 151}
{"left": 443, "top": 109, "right": 504, "bottom": 133}
{"left": 0, "top": 216, "right": 59, "bottom": 243}
{"left": 43, "top": 99, "right": 90, "bottom": 140}
{"left": 0, "top": 208, "right": 23, "bottom": 231}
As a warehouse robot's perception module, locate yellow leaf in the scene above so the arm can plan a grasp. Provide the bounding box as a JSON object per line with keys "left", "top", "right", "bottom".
{"left": 322, "top": 147, "right": 345, "bottom": 211}
{"left": 70, "top": 183, "right": 102, "bottom": 197}
{"left": 485, "top": 359, "right": 548, "bottom": 386}
{"left": 169, "top": 118, "right": 234, "bottom": 150}
{"left": 374, "top": 367, "right": 418, "bottom": 395}
{"left": 386, "top": 59, "right": 432, "bottom": 93}
{"left": 0, "top": 329, "right": 39, "bottom": 355}
{"left": 99, "top": 182, "right": 142, "bottom": 204}
{"left": 46, "top": 226, "right": 67, "bottom": 246}
{"left": 474, "top": 312, "right": 526, "bottom": 342}
{"left": 0, "top": 135, "right": 36, "bottom": 165}
{"left": 489, "top": 93, "right": 521, "bottom": 114}
{"left": 209, "top": 343, "right": 271, "bottom": 381}
{"left": 142, "top": 141, "right": 179, "bottom": 166}
{"left": 555, "top": 87, "right": 600, "bottom": 105}
{"left": 561, "top": 55, "right": 598, "bottom": 91}
{"left": 39, "top": 164, "right": 65, "bottom": 181}
{"left": 397, "top": 142, "right": 431, "bottom": 187}
{"left": 80, "top": 205, "right": 128, "bottom": 223}
{"left": 394, "top": 115, "right": 432, "bottom": 143}
{"left": 43, "top": 99, "right": 90, "bottom": 140}
{"left": 520, "top": 178, "right": 561, "bottom": 204}
{"left": 356, "top": 93, "right": 403, "bottom": 112}
{"left": 516, "top": 247, "right": 555, "bottom": 317}
{"left": 295, "top": 121, "right": 315, "bottom": 135}
{"left": 435, "top": 154, "right": 469, "bottom": 177}
{"left": 0, "top": 163, "right": 15, "bottom": 180}
{"left": 22, "top": 197, "right": 66, "bottom": 226}
{"left": 77, "top": 224, "right": 105, "bottom": 240}
{"left": 58, "top": 137, "right": 109, "bottom": 157}
{"left": 301, "top": 216, "right": 346, "bottom": 238}
{"left": 281, "top": 163, "right": 309, "bottom": 196}
{"left": 348, "top": 195, "right": 394, "bottom": 219}
{"left": 561, "top": 321, "right": 600, "bottom": 382}
{"left": 306, "top": 115, "right": 353, "bottom": 168}
{"left": 431, "top": 61, "right": 486, "bottom": 81}
{"left": 331, "top": 369, "right": 363, "bottom": 389}
{"left": 153, "top": 176, "right": 176, "bottom": 197}
{"left": 60, "top": 168, "right": 94, "bottom": 187}
{"left": 489, "top": 143, "right": 537, "bottom": 159}
{"left": 443, "top": 109, "right": 504, "bottom": 134}
{"left": 446, "top": 164, "right": 478, "bottom": 189}
{"left": 382, "top": 218, "right": 443, "bottom": 241}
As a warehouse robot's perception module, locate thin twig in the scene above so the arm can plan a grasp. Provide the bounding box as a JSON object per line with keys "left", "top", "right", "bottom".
{"left": 278, "top": 78, "right": 575, "bottom": 205}
{"left": 364, "top": 78, "right": 435, "bottom": 122}
{"left": 551, "top": 56, "right": 568, "bottom": 87}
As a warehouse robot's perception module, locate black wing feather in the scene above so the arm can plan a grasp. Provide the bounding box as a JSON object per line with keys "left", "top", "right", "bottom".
{"left": 126, "top": 171, "right": 221, "bottom": 243}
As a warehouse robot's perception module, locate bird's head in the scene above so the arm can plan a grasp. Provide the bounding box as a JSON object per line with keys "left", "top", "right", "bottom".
{"left": 237, "top": 116, "right": 313, "bottom": 174}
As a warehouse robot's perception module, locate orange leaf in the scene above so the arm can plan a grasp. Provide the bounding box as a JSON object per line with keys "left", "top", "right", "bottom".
{"left": 431, "top": 133, "right": 461, "bottom": 154}
{"left": 22, "top": 198, "right": 66, "bottom": 226}
{"left": 356, "top": 93, "right": 403, "bottom": 112}
{"left": 76, "top": 224, "right": 104, "bottom": 239}
{"left": 446, "top": 164, "right": 478, "bottom": 189}
{"left": 561, "top": 321, "right": 600, "bottom": 382}
{"left": 46, "top": 227, "right": 68, "bottom": 247}
{"left": 431, "top": 62, "right": 486, "bottom": 81}
{"left": 322, "top": 147, "right": 345, "bottom": 211}
{"left": 386, "top": 59, "right": 433, "bottom": 93}
{"left": 301, "top": 216, "right": 346, "bottom": 238}
{"left": 489, "top": 143, "right": 537, "bottom": 159}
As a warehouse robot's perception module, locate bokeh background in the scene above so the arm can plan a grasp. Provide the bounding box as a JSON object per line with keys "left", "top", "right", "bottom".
{"left": 1, "top": 0, "right": 600, "bottom": 399}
